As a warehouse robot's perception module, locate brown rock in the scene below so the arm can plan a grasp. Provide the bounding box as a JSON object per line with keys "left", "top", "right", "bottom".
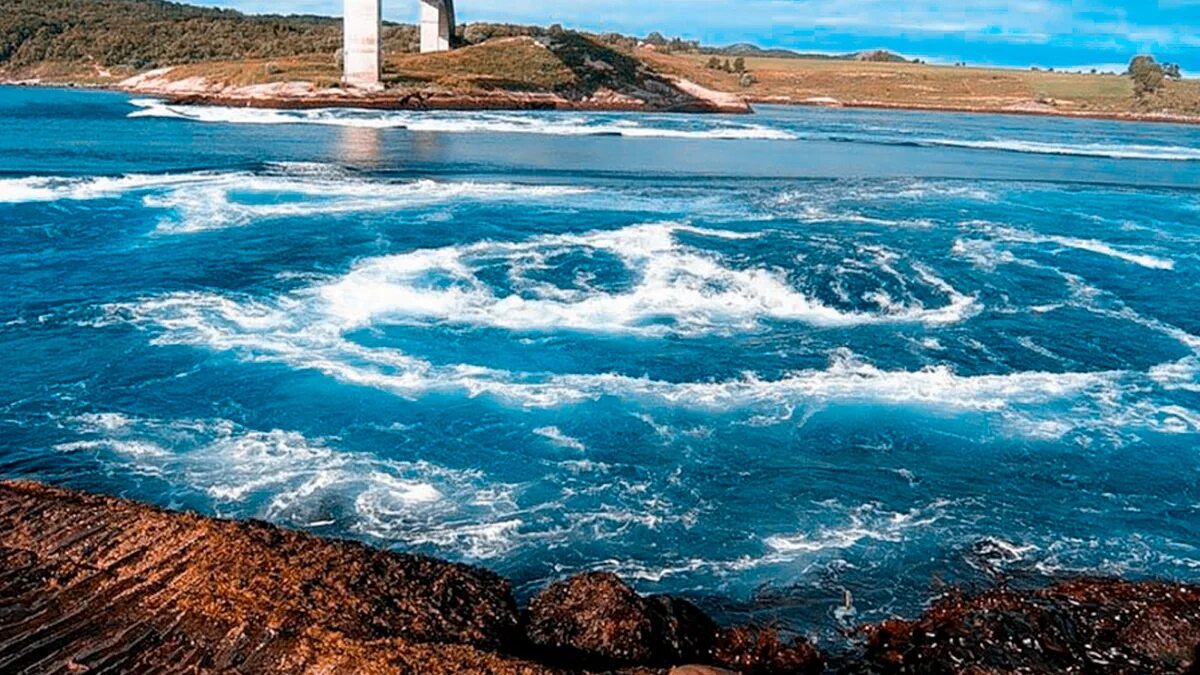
{"left": 713, "top": 625, "right": 823, "bottom": 675}
{"left": 670, "top": 666, "right": 739, "bottom": 675}
{"left": 860, "top": 578, "right": 1200, "bottom": 674}
{"left": 524, "top": 572, "right": 720, "bottom": 667}
{"left": 0, "top": 480, "right": 538, "bottom": 674}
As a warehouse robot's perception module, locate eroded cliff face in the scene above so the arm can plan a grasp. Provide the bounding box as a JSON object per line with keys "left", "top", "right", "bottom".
{"left": 1, "top": 481, "right": 1198, "bottom": 675}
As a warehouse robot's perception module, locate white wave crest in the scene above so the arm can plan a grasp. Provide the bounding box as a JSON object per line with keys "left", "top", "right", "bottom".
{"left": 1150, "top": 356, "right": 1200, "bottom": 393}
{"left": 128, "top": 99, "right": 798, "bottom": 140}
{"left": 145, "top": 174, "right": 593, "bottom": 233}
{"left": 967, "top": 223, "right": 1175, "bottom": 271}
{"left": 925, "top": 138, "right": 1200, "bottom": 162}
{"left": 0, "top": 166, "right": 594, "bottom": 232}
{"left": 765, "top": 500, "right": 950, "bottom": 554}
{"left": 0, "top": 172, "right": 219, "bottom": 204}
{"left": 534, "top": 426, "right": 587, "bottom": 451}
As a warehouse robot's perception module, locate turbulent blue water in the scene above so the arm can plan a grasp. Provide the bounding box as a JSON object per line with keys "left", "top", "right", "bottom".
{"left": 3, "top": 86, "right": 1200, "bottom": 640}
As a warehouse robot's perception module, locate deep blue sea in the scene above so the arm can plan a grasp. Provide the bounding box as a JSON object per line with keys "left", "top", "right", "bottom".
{"left": 2, "top": 86, "right": 1199, "bottom": 642}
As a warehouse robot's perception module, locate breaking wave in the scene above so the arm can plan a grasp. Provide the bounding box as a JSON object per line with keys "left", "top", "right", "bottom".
{"left": 923, "top": 138, "right": 1200, "bottom": 162}
{"left": 123, "top": 100, "right": 1200, "bottom": 161}
{"left": 127, "top": 99, "right": 798, "bottom": 140}
{"left": 964, "top": 223, "right": 1177, "bottom": 271}
{"left": 0, "top": 172, "right": 219, "bottom": 204}
{"left": 0, "top": 165, "right": 595, "bottom": 232}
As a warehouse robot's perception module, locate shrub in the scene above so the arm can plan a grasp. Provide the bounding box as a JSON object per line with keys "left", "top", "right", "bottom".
{"left": 1128, "top": 55, "right": 1166, "bottom": 97}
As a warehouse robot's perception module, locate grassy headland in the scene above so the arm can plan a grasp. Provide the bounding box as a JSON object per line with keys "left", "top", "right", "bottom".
{"left": 2, "top": 0, "right": 1199, "bottom": 120}
{"left": 644, "top": 50, "right": 1200, "bottom": 121}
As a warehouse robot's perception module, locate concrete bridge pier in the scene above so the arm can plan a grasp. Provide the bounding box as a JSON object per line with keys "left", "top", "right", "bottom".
{"left": 344, "top": 0, "right": 455, "bottom": 88}
{"left": 420, "top": 0, "right": 455, "bottom": 53}
{"left": 343, "top": 0, "right": 383, "bottom": 89}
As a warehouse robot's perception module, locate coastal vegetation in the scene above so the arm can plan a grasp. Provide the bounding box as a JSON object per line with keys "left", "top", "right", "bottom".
{"left": 2, "top": 0, "right": 1199, "bottom": 120}
{"left": 644, "top": 49, "right": 1200, "bottom": 118}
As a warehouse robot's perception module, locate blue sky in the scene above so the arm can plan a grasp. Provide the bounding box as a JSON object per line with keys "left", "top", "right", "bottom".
{"left": 200, "top": 1, "right": 1200, "bottom": 72}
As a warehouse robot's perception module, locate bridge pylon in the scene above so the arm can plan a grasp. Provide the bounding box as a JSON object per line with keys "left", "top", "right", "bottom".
{"left": 343, "top": 0, "right": 456, "bottom": 89}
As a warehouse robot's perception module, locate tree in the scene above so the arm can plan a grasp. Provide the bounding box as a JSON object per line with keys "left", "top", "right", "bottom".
{"left": 706, "top": 56, "right": 721, "bottom": 69}
{"left": 732, "top": 56, "right": 746, "bottom": 73}
{"left": 643, "top": 32, "right": 667, "bottom": 47}
{"left": 1128, "top": 55, "right": 1166, "bottom": 97}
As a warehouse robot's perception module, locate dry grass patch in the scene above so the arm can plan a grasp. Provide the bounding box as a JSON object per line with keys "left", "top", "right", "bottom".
{"left": 642, "top": 49, "right": 1200, "bottom": 117}
{"left": 164, "top": 55, "right": 341, "bottom": 88}
{"left": 388, "top": 37, "right": 574, "bottom": 91}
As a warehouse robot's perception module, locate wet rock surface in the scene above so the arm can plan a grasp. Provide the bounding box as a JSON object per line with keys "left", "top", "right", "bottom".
{"left": 0, "top": 481, "right": 535, "bottom": 674}
{"left": 524, "top": 572, "right": 822, "bottom": 673}
{"left": 854, "top": 579, "right": 1200, "bottom": 674}
{"left": 2, "top": 481, "right": 1199, "bottom": 674}
{"left": 525, "top": 572, "right": 721, "bottom": 666}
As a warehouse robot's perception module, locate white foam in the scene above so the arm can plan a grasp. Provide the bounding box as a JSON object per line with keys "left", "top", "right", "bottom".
{"left": 534, "top": 426, "right": 587, "bottom": 451}
{"left": 0, "top": 167, "right": 594, "bottom": 233}
{"left": 951, "top": 238, "right": 1020, "bottom": 269}
{"left": 128, "top": 99, "right": 798, "bottom": 140}
{"left": 925, "top": 138, "right": 1200, "bottom": 162}
{"left": 98, "top": 218, "right": 1196, "bottom": 436}
{"left": 313, "top": 221, "right": 978, "bottom": 335}
{"left": 144, "top": 174, "right": 593, "bottom": 233}
{"left": 0, "top": 173, "right": 220, "bottom": 204}
{"left": 105, "top": 288, "right": 1126, "bottom": 425}
{"left": 1150, "top": 357, "right": 1200, "bottom": 392}
{"left": 765, "top": 500, "right": 949, "bottom": 554}
{"left": 1038, "top": 235, "right": 1174, "bottom": 270}
{"left": 975, "top": 224, "right": 1175, "bottom": 271}
{"left": 56, "top": 414, "right": 523, "bottom": 558}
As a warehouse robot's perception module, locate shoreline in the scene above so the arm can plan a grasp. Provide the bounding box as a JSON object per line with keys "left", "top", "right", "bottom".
{"left": 7, "top": 77, "right": 1200, "bottom": 126}
{"left": 155, "top": 90, "right": 747, "bottom": 114}
{"left": 2, "top": 480, "right": 1198, "bottom": 674}
{"left": 761, "top": 95, "right": 1200, "bottom": 127}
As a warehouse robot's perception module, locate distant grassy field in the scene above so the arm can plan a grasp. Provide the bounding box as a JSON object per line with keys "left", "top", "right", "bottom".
{"left": 643, "top": 50, "right": 1200, "bottom": 118}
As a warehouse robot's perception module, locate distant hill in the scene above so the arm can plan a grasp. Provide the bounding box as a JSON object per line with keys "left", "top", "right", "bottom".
{"left": 853, "top": 49, "right": 912, "bottom": 63}
{"left": 0, "top": 0, "right": 489, "bottom": 80}
{"left": 0, "top": 0, "right": 356, "bottom": 72}
{"left": 703, "top": 43, "right": 813, "bottom": 59}
{"left": 0, "top": 0, "right": 918, "bottom": 78}
{"left": 701, "top": 43, "right": 914, "bottom": 63}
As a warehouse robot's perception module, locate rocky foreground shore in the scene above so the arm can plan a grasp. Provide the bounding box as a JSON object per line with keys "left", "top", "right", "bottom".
{"left": 1, "top": 481, "right": 1198, "bottom": 674}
